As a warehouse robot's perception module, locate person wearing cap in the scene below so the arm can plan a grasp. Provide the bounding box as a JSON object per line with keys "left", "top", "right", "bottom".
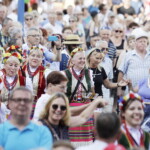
{"left": 76, "top": 112, "right": 121, "bottom": 150}
{"left": 118, "top": 92, "right": 150, "bottom": 149}
{"left": 60, "top": 34, "right": 83, "bottom": 71}
{"left": 118, "top": 31, "right": 150, "bottom": 97}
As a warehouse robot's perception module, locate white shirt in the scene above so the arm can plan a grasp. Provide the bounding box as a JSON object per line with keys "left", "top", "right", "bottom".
{"left": 43, "top": 22, "right": 62, "bottom": 34}
{"left": 76, "top": 140, "right": 108, "bottom": 150}
{"left": 33, "top": 93, "right": 51, "bottom": 121}
{"left": 0, "top": 103, "right": 10, "bottom": 124}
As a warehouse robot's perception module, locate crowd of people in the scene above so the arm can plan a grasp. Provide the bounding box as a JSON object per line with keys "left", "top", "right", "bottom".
{"left": 0, "top": 0, "right": 150, "bottom": 149}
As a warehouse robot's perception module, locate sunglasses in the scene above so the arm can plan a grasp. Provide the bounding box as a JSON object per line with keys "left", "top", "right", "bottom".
{"left": 52, "top": 104, "right": 67, "bottom": 111}
{"left": 115, "top": 30, "right": 123, "bottom": 33}
{"left": 25, "top": 18, "right": 33, "bottom": 21}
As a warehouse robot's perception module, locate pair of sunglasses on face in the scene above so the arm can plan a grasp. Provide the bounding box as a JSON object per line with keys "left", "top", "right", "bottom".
{"left": 52, "top": 104, "right": 67, "bottom": 111}
{"left": 95, "top": 48, "right": 108, "bottom": 52}
{"left": 115, "top": 30, "right": 123, "bottom": 33}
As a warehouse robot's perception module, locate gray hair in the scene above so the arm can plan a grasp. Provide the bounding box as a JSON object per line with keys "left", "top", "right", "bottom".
{"left": 26, "top": 27, "right": 40, "bottom": 36}
{"left": 9, "top": 86, "right": 33, "bottom": 101}
{"left": 24, "top": 12, "right": 33, "bottom": 19}
{"left": 8, "top": 27, "right": 22, "bottom": 38}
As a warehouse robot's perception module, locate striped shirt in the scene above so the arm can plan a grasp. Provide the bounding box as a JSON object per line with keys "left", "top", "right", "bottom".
{"left": 108, "top": 40, "right": 117, "bottom": 59}
{"left": 119, "top": 50, "right": 150, "bottom": 87}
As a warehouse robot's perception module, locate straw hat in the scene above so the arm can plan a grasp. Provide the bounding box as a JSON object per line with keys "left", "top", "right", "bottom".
{"left": 63, "top": 34, "right": 84, "bottom": 45}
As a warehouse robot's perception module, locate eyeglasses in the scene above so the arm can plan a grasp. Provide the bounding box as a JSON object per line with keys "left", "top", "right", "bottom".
{"left": 52, "top": 104, "right": 67, "bottom": 111}
{"left": 11, "top": 98, "right": 32, "bottom": 104}
{"left": 28, "top": 35, "right": 40, "bottom": 37}
{"left": 25, "top": 18, "right": 33, "bottom": 21}
{"left": 115, "top": 30, "right": 123, "bottom": 33}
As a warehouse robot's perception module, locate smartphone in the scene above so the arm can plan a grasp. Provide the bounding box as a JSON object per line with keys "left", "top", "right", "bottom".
{"left": 48, "top": 36, "right": 58, "bottom": 41}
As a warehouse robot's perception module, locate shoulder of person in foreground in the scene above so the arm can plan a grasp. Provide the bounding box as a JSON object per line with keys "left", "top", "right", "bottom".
{"left": 30, "top": 121, "right": 53, "bottom": 150}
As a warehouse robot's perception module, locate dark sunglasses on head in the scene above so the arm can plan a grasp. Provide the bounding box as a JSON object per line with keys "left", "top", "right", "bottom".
{"left": 52, "top": 104, "right": 67, "bottom": 111}
{"left": 115, "top": 30, "right": 123, "bottom": 33}
{"left": 95, "top": 48, "right": 108, "bottom": 52}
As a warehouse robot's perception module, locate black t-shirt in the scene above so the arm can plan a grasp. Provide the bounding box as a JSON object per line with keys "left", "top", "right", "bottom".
{"left": 118, "top": 6, "right": 135, "bottom": 15}
{"left": 90, "top": 67, "right": 107, "bottom": 96}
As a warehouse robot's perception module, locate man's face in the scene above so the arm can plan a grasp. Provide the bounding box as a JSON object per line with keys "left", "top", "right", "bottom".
{"left": 100, "top": 30, "right": 111, "bottom": 42}
{"left": 62, "top": 29, "right": 73, "bottom": 39}
{"left": 135, "top": 37, "right": 148, "bottom": 51}
{"left": 9, "top": 90, "right": 33, "bottom": 118}
{"left": 27, "top": 30, "right": 40, "bottom": 46}
{"left": 99, "top": 42, "right": 108, "bottom": 55}
{"left": 90, "top": 36, "right": 100, "bottom": 47}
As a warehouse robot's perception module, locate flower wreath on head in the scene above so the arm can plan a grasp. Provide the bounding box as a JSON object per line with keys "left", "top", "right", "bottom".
{"left": 6, "top": 45, "right": 22, "bottom": 56}
{"left": 70, "top": 47, "right": 84, "bottom": 58}
{"left": 118, "top": 91, "right": 144, "bottom": 111}
{"left": 3, "top": 52, "right": 22, "bottom": 64}
{"left": 28, "top": 46, "right": 44, "bottom": 55}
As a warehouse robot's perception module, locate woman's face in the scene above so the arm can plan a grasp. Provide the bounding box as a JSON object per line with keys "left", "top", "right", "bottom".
{"left": 28, "top": 51, "right": 43, "bottom": 68}
{"left": 89, "top": 51, "right": 103, "bottom": 67}
{"left": 49, "top": 97, "right": 67, "bottom": 124}
{"left": 72, "top": 51, "right": 85, "bottom": 70}
{"left": 4, "top": 61, "right": 20, "bottom": 77}
{"left": 114, "top": 28, "right": 123, "bottom": 37}
{"left": 123, "top": 100, "right": 144, "bottom": 128}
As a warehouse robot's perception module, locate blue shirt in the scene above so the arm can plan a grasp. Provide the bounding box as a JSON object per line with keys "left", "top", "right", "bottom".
{"left": 0, "top": 121, "right": 53, "bottom": 150}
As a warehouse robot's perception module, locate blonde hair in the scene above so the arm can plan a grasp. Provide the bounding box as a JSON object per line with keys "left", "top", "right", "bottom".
{"left": 86, "top": 48, "right": 104, "bottom": 71}
{"left": 29, "top": 48, "right": 43, "bottom": 58}
{"left": 40, "top": 93, "right": 71, "bottom": 126}
{"left": 5, "top": 56, "right": 20, "bottom": 65}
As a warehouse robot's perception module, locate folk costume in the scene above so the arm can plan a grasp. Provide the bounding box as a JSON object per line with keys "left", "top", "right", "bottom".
{"left": 118, "top": 92, "right": 150, "bottom": 149}
{"left": 64, "top": 48, "right": 94, "bottom": 147}
{"left": 0, "top": 51, "right": 32, "bottom": 103}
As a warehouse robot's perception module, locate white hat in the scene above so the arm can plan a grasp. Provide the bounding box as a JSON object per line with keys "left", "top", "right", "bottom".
{"left": 131, "top": 28, "right": 148, "bottom": 40}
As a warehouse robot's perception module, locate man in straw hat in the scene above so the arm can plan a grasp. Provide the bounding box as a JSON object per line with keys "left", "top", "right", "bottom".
{"left": 60, "top": 34, "right": 83, "bottom": 70}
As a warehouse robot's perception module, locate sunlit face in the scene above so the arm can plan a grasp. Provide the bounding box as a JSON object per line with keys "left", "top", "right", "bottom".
{"left": 49, "top": 81, "right": 67, "bottom": 94}
{"left": 114, "top": 28, "right": 123, "bottom": 37}
{"left": 4, "top": 60, "right": 20, "bottom": 77}
{"left": 90, "top": 36, "right": 100, "bottom": 47}
{"left": 28, "top": 50, "right": 43, "bottom": 68}
{"left": 100, "top": 30, "right": 111, "bottom": 42}
{"left": 135, "top": 37, "right": 148, "bottom": 51}
{"left": 9, "top": 90, "right": 32, "bottom": 118}
{"left": 123, "top": 100, "right": 144, "bottom": 128}
{"left": 49, "top": 97, "right": 67, "bottom": 124}
{"left": 128, "top": 39, "right": 135, "bottom": 49}
{"left": 25, "top": 16, "right": 34, "bottom": 26}
{"left": 27, "top": 30, "right": 41, "bottom": 46}
{"left": 99, "top": 42, "right": 108, "bottom": 55}
{"left": 62, "top": 29, "right": 73, "bottom": 39}
{"left": 89, "top": 51, "right": 103, "bottom": 67}
{"left": 72, "top": 51, "right": 85, "bottom": 70}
